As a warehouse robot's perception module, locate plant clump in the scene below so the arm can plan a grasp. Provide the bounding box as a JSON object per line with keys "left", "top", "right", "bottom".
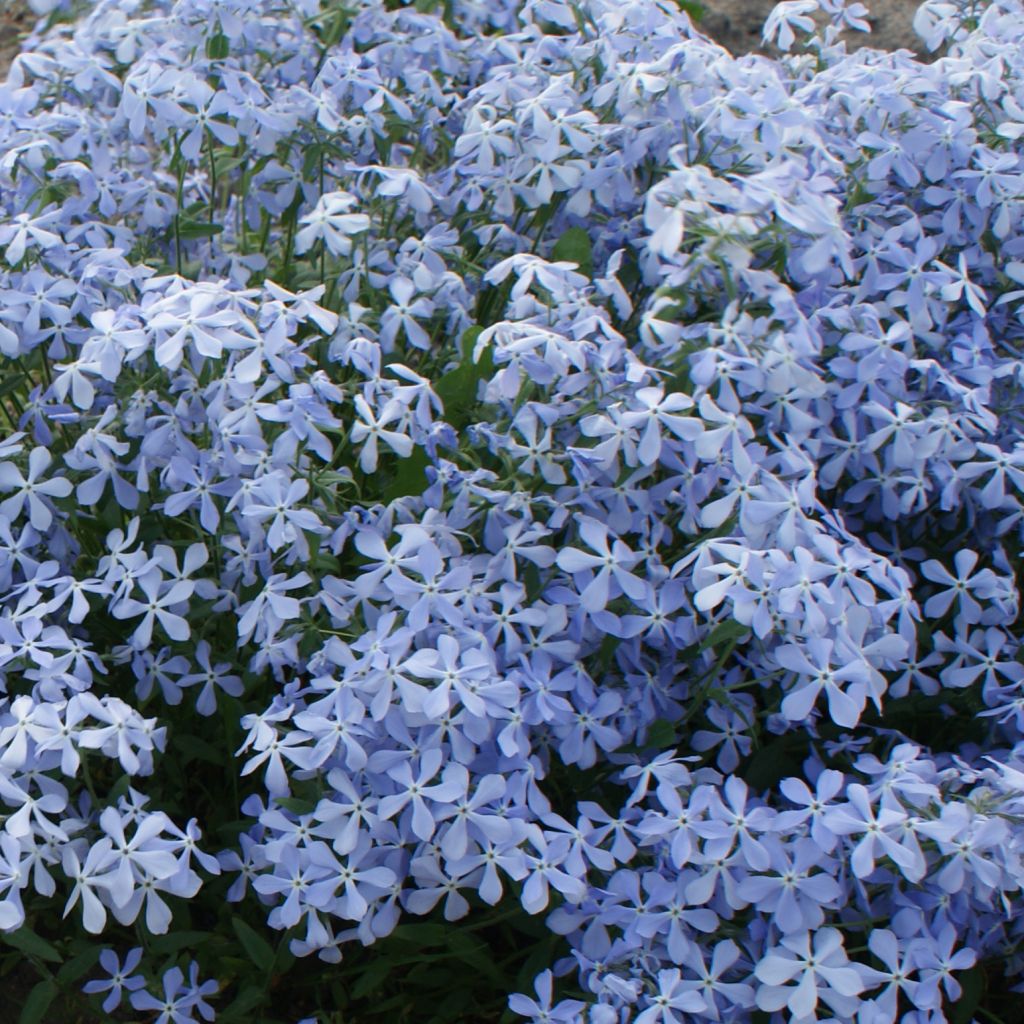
{"left": 0, "top": 0, "right": 1020, "bottom": 1022}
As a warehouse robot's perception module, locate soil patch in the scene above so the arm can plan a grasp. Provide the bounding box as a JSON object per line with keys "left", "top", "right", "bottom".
{"left": 699, "top": 0, "right": 927, "bottom": 57}
{"left": 0, "top": 0, "right": 931, "bottom": 79}
{"left": 0, "top": 1, "right": 32, "bottom": 79}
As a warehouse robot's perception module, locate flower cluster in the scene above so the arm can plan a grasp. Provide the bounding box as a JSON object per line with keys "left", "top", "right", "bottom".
{"left": 0, "top": 0, "right": 1021, "bottom": 1020}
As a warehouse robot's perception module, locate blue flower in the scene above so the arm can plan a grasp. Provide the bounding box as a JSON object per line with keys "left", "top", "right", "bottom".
{"left": 82, "top": 947, "right": 145, "bottom": 1013}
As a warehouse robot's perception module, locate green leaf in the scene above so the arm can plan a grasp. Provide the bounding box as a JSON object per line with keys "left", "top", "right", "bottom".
{"left": 351, "top": 956, "right": 392, "bottom": 999}
{"left": 446, "top": 933, "right": 503, "bottom": 985}
{"left": 643, "top": 718, "right": 677, "bottom": 750}
{"left": 206, "top": 31, "right": 230, "bottom": 59}
{"left": 106, "top": 773, "right": 132, "bottom": 803}
{"left": 434, "top": 327, "right": 493, "bottom": 430}
{"left": 319, "top": 7, "right": 353, "bottom": 48}
{"left": 3, "top": 929, "right": 62, "bottom": 964}
{"left": 178, "top": 219, "right": 225, "bottom": 239}
{"left": 231, "top": 918, "right": 275, "bottom": 973}
{"left": 742, "top": 734, "right": 806, "bottom": 792}
{"left": 95, "top": 498, "right": 123, "bottom": 532}
{"left": 316, "top": 470, "right": 355, "bottom": 486}
{"left": 0, "top": 372, "right": 28, "bottom": 400}
{"left": 551, "top": 226, "right": 593, "bottom": 277}
{"left": 389, "top": 923, "right": 450, "bottom": 947}
{"left": 383, "top": 446, "right": 431, "bottom": 503}
{"left": 670, "top": 0, "right": 703, "bottom": 20}
{"left": 56, "top": 948, "right": 99, "bottom": 986}
{"left": 219, "top": 984, "right": 268, "bottom": 1022}
{"left": 697, "top": 618, "right": 749, "bottom": 654}
{"left": 148, "top": 931, "right": 212, "bottom": 956}
{"left": 274, "top": 797, "right": 318, "bottom": 815}
{"left": 302, "top": 143, "right": 324, "bottom": 181}
{"left": 949, "top": 964, "right": 984, "bottom": 1024}
{"left": 18, "top": 980, "right": 57, "bottom": 1024}
{"left": 214, "top": 152, "right": 251, "bottom": 176}
{"left": 175, "top": 733, "right": 226, "bottom": 766}
{"left": 515, "top": 932, "right": 561, "bottom": 992}
{"left": 428, "top": 987, "right": 472, "bottom": 1024}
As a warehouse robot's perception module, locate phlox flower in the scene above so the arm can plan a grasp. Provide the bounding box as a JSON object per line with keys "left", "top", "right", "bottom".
{"left": 0, "top": 447, "right": 73, "bottom": 531}
{"left": 509, "top": 971, "right": 585, "bottom": 1024}
{"left": 0, "top": 210, "right": 63, "bottom": 265}
{"left": 111, "top": 570, "right": 193, "bottom": 649}
{"left": 920, "top": 549, "right": 1000, "bottom": 626}
{"left": 350, "top": 395, "right": 414, "bottom": 472}
{"left": 634, "top": 968, "right": 706, "bottom": 1024}
{"left": 83, "top": 947, "right": 146, "bottom": 1013}
{"left": 754, "top": 928, "right": 865, "bottom": 1020}
{"left": 294, "top": 191, "right": 370, "bottom": 257}
{"left": 131, "top": 963, "right": 218, "bottom": 1024}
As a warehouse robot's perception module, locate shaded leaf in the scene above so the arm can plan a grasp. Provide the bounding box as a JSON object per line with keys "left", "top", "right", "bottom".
{"left": 148, "top": 931, "right": 211, "bottom": 955}
{"left": 383, "top": 446, "right": 431, "bottom": 503}
{"left": 178, "top": 220, "right": 225, "bottom": 239}
{"left": 551, "top": 226, "right": 593, "bottom": 276}
{"left": 697, "top": 618, "right": 749, "bottom": 654}
{"left": 206, "top": 32, "right": 230, "bottom": 59}
{"left": 231, "top": 918, "right": 275, "bottom": 973}
{"left": 4, "top": 929, "right": 61, "bottom": 964}
{"left": 434, "top": 327, "right": 494, "bottom": 430}
{"left": 56, "top": 948, "right": 99, "bottom": 986}
{"left": 219, "top": 984, "right": 268, "bottom": 1022}
{"left": 949, "top": 965, "right": 985, "bottom": 1024}
{"left": 19, "top": 981, "right": 57, "bottom": 1024}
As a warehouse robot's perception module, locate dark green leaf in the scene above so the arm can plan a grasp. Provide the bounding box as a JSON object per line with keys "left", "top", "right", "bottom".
{"left": 302, "top": 144, "right": 324, "bottom": 181}
{"left": 742, "top": 734, "right": 806, "bottom": 792}
{"left": 446, "top": 933, "right": 503, "bottom": 985}
{"left": 643, "top": 718, "right": 677, "bottom": 750}
{"left": 3, "top": 929, "right": 61, "bottom": 964}
{"left": 551, "top": 226, "right": 593, "bottom": 276}
{"left": 175, "top": 734, "right": 226, "bottom": 766}
{"left": 697, "top": 618, "right": 749, "bottom": 654}
{"left": 515, "top": 932, "right": 560, "bottom": 991}
{"left": 214, "top": 152, "right": 251, "bottom": 175}
{"left": 206, "top": 32, "right": 230, "bottom": 59}
{"left": 18, "top": 980, "right": 57, "bottom": 1024}
{"left": 106, "top": 773, "right": 132, "bottom": 802}
{"left": 383, "top": 447, "right": 431, "bottom": 503}
{"left": 178, "top": 219, "right": 225, "bottom": 239}
{"left": 148, "top": 931, "right": 212, "bottom": 956}
{"left": 0, "top": 372, "right": 28, "bottom": 400}
{"left": 319, "top": 7, "right": 352, "bottom": 48}
{"left": 231, "top": 918, "right": 275, "bottom": 973}
{"left": 274, "top": 797, "right": 318, "bottom": 815}
{"left": 219, "top": 984, "right": 268, "bottom": 1022}
{"left": 670, "top": 0, "right": 703, "bottom": 20}
{"left": 389, "top": 923, "right": 450, "bottom": 947}
{"left": 95, "top": 498, "right": 123, "bottom": 532}
{"left": 316, "top": 470, "right": 354, "bottom": 486}
{"left": 949, "top": 965, "right": 985, "bottom": 1024}
{"left": 428, "top": 987, "right": 472, "bottom": 1023}
{"left": 56, "top": 948, "right": 99, "bottom": 986}
{"left": 351, "top": 956, "right": 392, "bottom": 998}
{"left": 434, "top": 327, "right": 494, "bottom": 430}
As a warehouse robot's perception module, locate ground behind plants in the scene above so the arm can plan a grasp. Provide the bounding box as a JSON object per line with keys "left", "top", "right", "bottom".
{"left": 0, "top": 0, "right": 927, "bottom": 75}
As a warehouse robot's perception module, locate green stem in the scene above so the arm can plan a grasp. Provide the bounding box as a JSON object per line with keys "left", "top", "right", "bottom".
{"left": 173, "top": 133, "right": 185, "bottom": 277}
{"left": 79, "top": 751, "right": 101, "bottom": 810}
{"left": 977, "top": 1005, "right": 1007, "bottom": 1024}
{"left": 207, "top": 129, "right": 219, "bottom": 223}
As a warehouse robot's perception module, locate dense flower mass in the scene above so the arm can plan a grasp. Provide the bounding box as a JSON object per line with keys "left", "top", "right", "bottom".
{"left": 0, "top": 0, "right": 1022, "bottom": 1019}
